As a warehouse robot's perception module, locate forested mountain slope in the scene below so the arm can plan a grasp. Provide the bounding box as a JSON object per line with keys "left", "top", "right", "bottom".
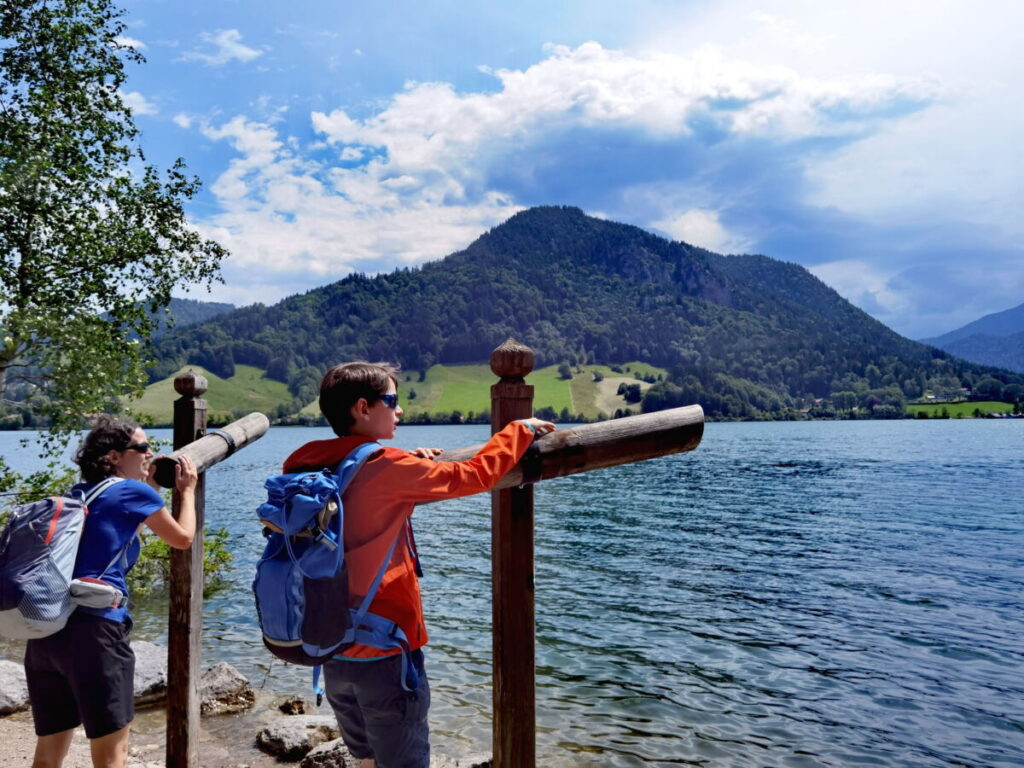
{"left": 151, "top": 207, "right": 1021, "bottom": 418}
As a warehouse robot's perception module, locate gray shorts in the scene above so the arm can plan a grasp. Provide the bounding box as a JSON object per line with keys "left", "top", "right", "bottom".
{"left": 25, "top": 612, "right": 135, "bottom": 739}
{"left": 324, "top": 650, "right": 430, "bottom": 768}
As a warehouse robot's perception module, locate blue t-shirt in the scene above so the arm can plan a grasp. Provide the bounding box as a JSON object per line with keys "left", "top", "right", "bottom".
{"left": 72, "top": 478, "right": 165, "bottom": 623}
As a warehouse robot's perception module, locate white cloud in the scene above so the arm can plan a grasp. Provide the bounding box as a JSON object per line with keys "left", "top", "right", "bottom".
{"left": 192, "top": 115, "right": 520, "bottom": 294}
{"left": 635, "top": 1, "right": 1024, "bottom": 238}
{"left": 182, "top": 29, "right": 263, "bottom": 67}
{"left": 311, "top": 42, "right": 933, "bottom": 197}
{"left": 173, "top": 113, "right": 192, "bottom": 129}
{"left": 652, "top": 209, "right": 752, "bottom": 254}
{"left": 121, "top": 91, "right": 157, "bottom": 116}
{"left": 114, "top": 35, "right": 146, "bottom": 50}
{"left": 190, "top": 42, "right": 941, "bottom": 306}
{"left": 809, "top": 259, "right": 911, "bottom": 321}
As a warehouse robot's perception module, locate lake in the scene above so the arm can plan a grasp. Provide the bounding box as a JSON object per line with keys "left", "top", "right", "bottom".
{"left": 2, "top": 419, "right": 1022, "bottom": 767}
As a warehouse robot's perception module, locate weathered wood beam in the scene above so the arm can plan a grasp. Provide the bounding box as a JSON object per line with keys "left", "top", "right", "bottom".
{"left": 152, "top": 411, "right": 270, "bottom": 488}
{"left": 432, "top": 404, "right": 704, "bottom": 492}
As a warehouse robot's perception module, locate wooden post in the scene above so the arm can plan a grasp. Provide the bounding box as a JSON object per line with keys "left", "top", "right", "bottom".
{"left": 166, "top": 370, "right": 207, "bottom": 768}
{"left": 490, "top": 339, "right": 536, "bottom": 768}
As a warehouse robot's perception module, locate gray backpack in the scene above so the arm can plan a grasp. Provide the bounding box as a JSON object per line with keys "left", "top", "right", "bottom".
{"left": 0, "top": 477, "right": 124, "bottom": 639}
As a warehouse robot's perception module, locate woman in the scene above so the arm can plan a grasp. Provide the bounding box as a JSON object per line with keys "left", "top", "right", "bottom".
{"left": 25, "top": 416, "right": 198, "bottom": 768}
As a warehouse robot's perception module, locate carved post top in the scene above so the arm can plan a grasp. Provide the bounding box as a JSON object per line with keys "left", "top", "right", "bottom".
{"left": 490, "top": 338, "right": 535, "bottom": 379}
{"left": 174, "top": 369, "right": 208, "bottom": 397}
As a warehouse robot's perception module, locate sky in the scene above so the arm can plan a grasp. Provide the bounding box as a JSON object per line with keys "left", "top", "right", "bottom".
{"left": 114, "top": 0, "right": 1023, "bottom": 340}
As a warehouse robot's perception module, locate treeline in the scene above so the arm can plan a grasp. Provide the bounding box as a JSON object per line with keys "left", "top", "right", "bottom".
{"left": 147, "top": 206, "right": 1024, "bottom": 420}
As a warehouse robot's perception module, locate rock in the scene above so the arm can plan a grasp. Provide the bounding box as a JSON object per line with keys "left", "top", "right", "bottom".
{"left": 256, "top": 715, "right": 340, "bottom": 761}
{"left": 132, "top": 640, "right": 168, "bottom": 707}
{"left": 199, "top": 661, "right": 255, "bottom": 715}
{"left": 2, "top": 642, "right": 168, "bottom": 715}
{"left": 300, "top": 737, "right": 358, "bottom": 767}
{"left": 279, "top": 695, "right": 306, "bottom": 715}
{"left": 0, "top": 660, "right": 30, "bottom": 716}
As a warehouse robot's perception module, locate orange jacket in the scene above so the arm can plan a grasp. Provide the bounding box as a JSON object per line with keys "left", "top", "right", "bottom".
{"left": 282, "top": 420, "right": 536, "bottom": 658}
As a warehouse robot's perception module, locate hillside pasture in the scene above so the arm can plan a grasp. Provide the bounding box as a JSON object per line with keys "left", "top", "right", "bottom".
{"left": 151, "top": 361, "right": 666, "bottom": 424}
{"left": 569, "top": 363, "right": 665, "bottom": 418}
{"left": 907, "top": 401, "right": 1014, "bottom": 418}
{"left": 131, "top": 365, "right": 292, "bottom": 424}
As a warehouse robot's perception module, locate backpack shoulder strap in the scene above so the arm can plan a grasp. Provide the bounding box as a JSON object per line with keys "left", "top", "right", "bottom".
{"left": 332, "top": 441, "right": 381, "bottom": 494}
{"left": 81, "top": 476, "right": 136, "bottom": 579}
{"left": 82, "top": 476, "right": 126, "bottom": 508}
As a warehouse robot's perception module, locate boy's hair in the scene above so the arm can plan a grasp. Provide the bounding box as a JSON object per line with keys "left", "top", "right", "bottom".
{"left": 319, "top": 361, "right": 401, "bottom": 436}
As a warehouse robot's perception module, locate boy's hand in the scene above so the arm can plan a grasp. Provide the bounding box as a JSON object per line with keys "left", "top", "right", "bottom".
{"left": 410, "top": 447, "right": 443, "bottom": 460}
{"left": 522, "top": 417, "right": 557, "bottom": 435}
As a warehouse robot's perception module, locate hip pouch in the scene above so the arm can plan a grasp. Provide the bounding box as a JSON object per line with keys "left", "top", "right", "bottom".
{"left": 69, "top": 577, "right": 126, "bottom": 609}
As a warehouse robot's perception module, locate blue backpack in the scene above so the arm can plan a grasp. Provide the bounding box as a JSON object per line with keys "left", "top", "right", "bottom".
{"left": 253, "top": 442, "right": 421, "bottom": 701}
{"left": 0, "top": 477, "right": 124, "bottom": 639}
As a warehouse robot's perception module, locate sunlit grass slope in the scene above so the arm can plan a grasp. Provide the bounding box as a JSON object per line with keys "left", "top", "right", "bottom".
{"left": 907, "top": 401, "right": 1014, "bottom": 418}
{"left": 131, "top": 365, "right": 292, "bottom": 425}
{"left": 399, "top": 362, "right": 664, "bottom": 419}
{"left": 207, "top": 362, "right": 667, "bottom": 423}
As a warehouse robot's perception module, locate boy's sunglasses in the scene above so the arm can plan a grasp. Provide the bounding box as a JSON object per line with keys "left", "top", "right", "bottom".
{"left": 378, "top": 393, "right": 399, "bottom": 409}
{"left": 124, "top": 442, "right": 151, "bottom": 453}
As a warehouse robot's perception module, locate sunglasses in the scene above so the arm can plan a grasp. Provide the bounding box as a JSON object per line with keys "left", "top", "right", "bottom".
{"left": 124, "top": 442, "right": 151, "bottom": 453}
{"left": 378, "top": 393, "right": 399, "bottom": 409}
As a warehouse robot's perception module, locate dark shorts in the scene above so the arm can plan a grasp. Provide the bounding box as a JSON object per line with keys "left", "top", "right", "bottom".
{"left": 324, "top": 650, "right": 430, "bottom": 768}
{"left": 24, "top": 612, "right": 135, "bottom": 739}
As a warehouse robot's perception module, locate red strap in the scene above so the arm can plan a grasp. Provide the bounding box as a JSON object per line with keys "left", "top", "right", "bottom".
{"left": 43, "top": 497, "right": 64, "bottom": 546}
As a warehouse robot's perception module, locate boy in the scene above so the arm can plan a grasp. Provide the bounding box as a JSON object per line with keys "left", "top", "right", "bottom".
{"left": 281, "top": 362, "right": 555, "bottom": 768}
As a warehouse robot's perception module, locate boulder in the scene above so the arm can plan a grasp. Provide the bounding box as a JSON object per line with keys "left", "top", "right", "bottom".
{"left": 256, "top": 715, "right": 340, "bottom": 761}
{"left": 199, "top": 661, "right": 255, "bottom": 715}
{"left": 279, "top": 695, "right": 307, "bottom": 715}
{"left": 300, "top": 737, "right": 359, "bottom": 767}
{"left": 132, "top": 640, "right": 168, "bottom": 707}
{"left": 0, "top": 660, "right": 29, "bottom": 716}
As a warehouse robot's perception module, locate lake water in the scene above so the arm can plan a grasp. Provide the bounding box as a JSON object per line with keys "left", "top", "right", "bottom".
{"left": 2, "top": 419, "right": 1023, "bottom": 767}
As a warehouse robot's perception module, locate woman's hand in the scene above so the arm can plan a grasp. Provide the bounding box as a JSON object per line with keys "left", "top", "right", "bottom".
{"left": 522, "top": 417, "right": 557, "bottom": 435}
{"left": 175, "top": 455, "right": 198, "bottom": 493}
{"left": 410, "top": 447, "right": 443, "bottom": 460}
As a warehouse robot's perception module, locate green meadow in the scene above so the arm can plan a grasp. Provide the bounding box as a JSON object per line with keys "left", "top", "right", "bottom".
{"left": 129, "top": 365, "right": 292, "bottom": 425}
{"left": 143, "top": 362, "right": 666, "bottom": 424}
{"left": 906, "top": 401, "right": 1014, "bottom": 418}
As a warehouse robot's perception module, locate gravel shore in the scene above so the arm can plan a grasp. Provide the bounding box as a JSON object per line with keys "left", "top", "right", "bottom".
{"left": 0, "top": 705, "right": 288, "bottom": 768}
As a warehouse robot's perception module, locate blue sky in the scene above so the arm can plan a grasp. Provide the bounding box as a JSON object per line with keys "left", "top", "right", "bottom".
{"left": 117, "top": 0, "right": 1022, "bottom": 339}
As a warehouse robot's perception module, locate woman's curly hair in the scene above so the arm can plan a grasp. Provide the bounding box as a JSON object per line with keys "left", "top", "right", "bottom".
{"left": 75, "top": 416, "right": 140, "bottom": 482}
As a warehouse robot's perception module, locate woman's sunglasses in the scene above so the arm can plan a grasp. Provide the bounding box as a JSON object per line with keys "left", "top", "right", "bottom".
{"left": 124, "top": 442, "right": 151, "bottom": 453}
{"left": 378, "top": 394, "right": 399, "bottom": 409}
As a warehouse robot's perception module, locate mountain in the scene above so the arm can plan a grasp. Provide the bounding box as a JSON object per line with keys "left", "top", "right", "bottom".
{"left": 920, "top": 302, "right": 1024, "bottom": 373}
{"left": 923, "top": 302, "right": 1024, "bottom": 344}
{"left": 150, "top": 206, "right": 1022, "bottom": 419}
{"left": 155, "top": 298, "right": 236, "bottom": 339}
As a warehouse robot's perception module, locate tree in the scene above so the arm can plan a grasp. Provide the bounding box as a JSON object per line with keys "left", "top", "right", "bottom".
{"left": 974, "top": 377, "right": 1004, "bottom": 401}
{"left": 0, "top": 0, "right": 225, "bottom": 444}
